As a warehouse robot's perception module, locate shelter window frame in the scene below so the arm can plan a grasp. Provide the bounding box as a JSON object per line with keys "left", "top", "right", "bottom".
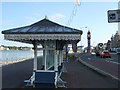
{"left": 43, "top": 40, "right": 56, "bottom": 71}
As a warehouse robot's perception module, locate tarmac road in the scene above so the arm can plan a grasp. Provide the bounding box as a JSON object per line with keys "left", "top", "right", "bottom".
{"left": 77, "top": 53, "right": 120, "bottom": 79}
{"left": 79, "top": 53, "right": 119, "bottom": 63}
{"left": 61, "top": 59, "right": 119, "bottom": 88}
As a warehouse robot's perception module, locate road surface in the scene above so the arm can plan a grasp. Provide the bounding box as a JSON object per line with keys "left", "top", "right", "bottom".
{"left": 61, "top": 59, "right": 119, "bottom": 88}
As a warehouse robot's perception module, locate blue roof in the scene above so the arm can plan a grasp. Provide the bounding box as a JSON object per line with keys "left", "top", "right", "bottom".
{"left": 2, "top": 18, "right": 83, "bottom": 34}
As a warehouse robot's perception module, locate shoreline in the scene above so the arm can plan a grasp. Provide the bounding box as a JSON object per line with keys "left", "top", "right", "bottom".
{"left": 0, "top": 52, "right": 74, "bottom": 67}
{"left": 0, "top": 56, "right": 43, "bottom": 66}
{"left": 0, "top": 57, "right": 33, "bottom": 66}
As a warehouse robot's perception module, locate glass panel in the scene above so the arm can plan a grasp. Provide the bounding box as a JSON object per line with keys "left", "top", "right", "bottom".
{"left": 46, "top": 50, "right": 54, "bottom": 70}
{"left": 45, "top": 41, "right": 56, "bottom": 70}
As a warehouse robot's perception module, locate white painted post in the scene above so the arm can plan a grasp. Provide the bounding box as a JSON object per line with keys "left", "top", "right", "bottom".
{"left": 44, "top": 41, "right": 47, "bottom": 71}
{"left": 42, "top": 50, "right": 44, "bottom": 66}
{"left": 61, "top": 50, "right": 63, "bottom": 64}
{"left": 57, "top": 50, "right": 59, "bottom": 66}
{"left": 54, "top": 50, "right": 58, "bottom": 71}
{"left": 54, "top": 50, "right": 58, "bottom": 87}
{"left": 33, "top": 41, "right": 37, "bottom": 71}
{"left": 59, "top": 50, "right": 62, "bottom": 66}
{"left": 44, "top": 49, "right": 47, "bottom": 70}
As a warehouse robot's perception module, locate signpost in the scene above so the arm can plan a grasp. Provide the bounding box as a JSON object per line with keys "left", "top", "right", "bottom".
{"left": 108, "top": 9, "right": 120, "bottom": 23}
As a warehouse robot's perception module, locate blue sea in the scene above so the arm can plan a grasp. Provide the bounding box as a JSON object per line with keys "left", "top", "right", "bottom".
{"left": 0, "top": 50, "right": 43, "bottom": 61}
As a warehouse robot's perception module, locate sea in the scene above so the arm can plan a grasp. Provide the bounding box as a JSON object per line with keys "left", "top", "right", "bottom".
{"left": 0, "top": 50, "right": 43, "bottom": 61}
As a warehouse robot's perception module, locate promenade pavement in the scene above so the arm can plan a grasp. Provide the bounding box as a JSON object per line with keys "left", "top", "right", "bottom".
{"left": 2, "top": 58, "right": 34, "bottom": 88}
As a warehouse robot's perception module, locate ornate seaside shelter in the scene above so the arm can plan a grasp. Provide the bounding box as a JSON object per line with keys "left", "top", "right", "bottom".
{"left": 2, "top": 18, "right": 83, "bottom": 88}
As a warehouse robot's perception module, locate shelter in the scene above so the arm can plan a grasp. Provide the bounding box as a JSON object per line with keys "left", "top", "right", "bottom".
{"left": 2, "top": 18, "right": 83, "bottom": 88}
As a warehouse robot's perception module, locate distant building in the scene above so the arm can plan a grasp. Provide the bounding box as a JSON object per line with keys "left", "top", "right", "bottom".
{"left": 77, "top": 46, "right": 84, "bottom": 53}
{"left": 106, "top": 40, "right": 111, "bottom": 51}
{"left": 107, "top": 31, "right": 120, "bottom": 51}
{"left": 111, "top": 31, "right": 120, "bottom": 48}
{"left": 21, "top": 47, "right": 32, "bottom": 51}
{"left": 0, "top": 46, "right": 5, "bottom": 50}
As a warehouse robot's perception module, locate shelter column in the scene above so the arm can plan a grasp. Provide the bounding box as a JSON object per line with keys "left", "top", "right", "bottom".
{"left": 59, "top": 50, "right": 62, "bottom": 66}
{"left": 42, "top": 45, "right": 45, "bottom": 69}
{"left": 44, "top": 41, "right": 47, "bottom": 71}
{"left": 44, "top": 49, "right": 47, "bottom": 70}
{"left": 61, "top": 50, "right": 63, "bottom": 64}
{"left": 54, "top": 50, "right": 58, "bottom": 71}
{"left": 33, "top": 40, "right": 37, "bottom": 71}
{"left": 54, "top": 50, "right": 58, "bottom": 86}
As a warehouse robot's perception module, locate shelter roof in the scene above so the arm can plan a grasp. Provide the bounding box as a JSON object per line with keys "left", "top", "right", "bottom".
{"left": 2, "top": 18, "right": 83, "bottom": 43}
{"left": 2, "top": 18, "right": 82, "bottom": 34}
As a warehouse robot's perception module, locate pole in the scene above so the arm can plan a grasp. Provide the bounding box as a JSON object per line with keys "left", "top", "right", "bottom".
{"left": 59, "top": 50, "right": 62, "bottom": 66}
{"left": 44, "top": 41, "right": 47, "bottom": 71}
{"left": 54, "top": 50, "right": 58, "bottom": 72}
{"left": 65, "top": 44, "right": 68, "bottom": 62}
{"left": 33, "top": 40, "right": 37, "bottom": 71}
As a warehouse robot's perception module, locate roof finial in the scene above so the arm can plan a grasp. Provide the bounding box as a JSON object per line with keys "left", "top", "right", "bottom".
{"left": 45, "top": 15, "right": 48, "bottom": 19}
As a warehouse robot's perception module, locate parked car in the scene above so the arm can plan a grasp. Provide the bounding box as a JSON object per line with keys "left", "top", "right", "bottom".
{"left": 100, "top": 50, "right": 111, "bottom": 58}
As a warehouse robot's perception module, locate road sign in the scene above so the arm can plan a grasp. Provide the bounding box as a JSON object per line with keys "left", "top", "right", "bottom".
{"left": 108, "top": 9, "right": 120, "bottom": 23}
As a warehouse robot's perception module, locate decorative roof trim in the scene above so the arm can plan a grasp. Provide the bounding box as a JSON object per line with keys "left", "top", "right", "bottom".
{"left": 4, "top": 34, "right": 81, "bottom": 41}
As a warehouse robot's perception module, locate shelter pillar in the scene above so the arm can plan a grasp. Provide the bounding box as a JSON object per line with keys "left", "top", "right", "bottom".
{"left": 54, "top": 50, "right": 58, "bottom": 86}
{"left": 44, "top": 49, "right": 47, "bottom": 71}
{"left": 42, "top": 48, "right": 45, "bottom": 70}
{"left": 44, "top": 41, "right": 47, "bottom": 71}
{"left": 61, "top": 50, "right": 63, "bottom": 64}
{"left": 59, "top": 50, "right": 62, "bottom": 66}
{"left": 54, "top": 50, "right": 58, "bottom": 71}
{"left": 33, "top": 40, "right": 37, "bottom": 71}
